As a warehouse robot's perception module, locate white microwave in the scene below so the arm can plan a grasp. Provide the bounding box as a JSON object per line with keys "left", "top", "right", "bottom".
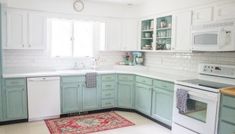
{"left": 192, "top": 21, "right": 235, "bottom": 51}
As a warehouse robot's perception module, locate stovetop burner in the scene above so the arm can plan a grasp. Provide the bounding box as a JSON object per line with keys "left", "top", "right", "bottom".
{"left": 181, "top": 79, "right": 234, "bottom": 89}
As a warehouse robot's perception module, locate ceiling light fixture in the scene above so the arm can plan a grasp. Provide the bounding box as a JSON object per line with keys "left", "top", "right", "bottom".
{"left": 73, "top": 0, "right": 85, "bottom": 12}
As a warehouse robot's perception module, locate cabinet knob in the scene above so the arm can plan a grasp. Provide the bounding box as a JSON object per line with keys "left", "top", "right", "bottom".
{"left": 22, "top": 44, "right": 24, "bottom": 47}
{"left": 29, "top": 44, "right": 31, "bottom": 48}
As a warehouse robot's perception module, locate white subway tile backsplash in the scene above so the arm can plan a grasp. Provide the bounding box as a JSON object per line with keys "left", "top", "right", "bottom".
{"left": 3, "top": 49, "right": 235, "bottom": 76}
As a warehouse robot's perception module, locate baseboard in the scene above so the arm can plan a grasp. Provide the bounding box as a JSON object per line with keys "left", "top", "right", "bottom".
{"left": 0, "top": 119, "right": 28, "bottom": 126}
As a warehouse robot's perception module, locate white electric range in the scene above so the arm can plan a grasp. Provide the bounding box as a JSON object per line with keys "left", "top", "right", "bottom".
{"left": 172, "top": 64, "right": 235, "bottom": 134}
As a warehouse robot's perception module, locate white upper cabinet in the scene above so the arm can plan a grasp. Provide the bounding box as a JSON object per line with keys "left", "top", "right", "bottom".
{"left": 6, "top": 9, "right": 27, "bottom": 49}
{"left": 5, "top": 8, "right": 46, "bottom": 50}
{"left": 121, "top": 19, "right": 138, "bottom": 51}
{"left": 28, "top": 12, "right": 46, "bottom": 49}
{"left": 214, "top": 2, "right": 235, "bottom": 21}
{"left": 105, "top": 19, "right": 122, "bottom": 51}
{"left": 192, "top": 6, "right": 213, "bottom": 24}
{"left": 174, "top": 11, "right": 192, "bottom": 52}
{"left": 104, "top": 18, "right": 138, "bottom": 51}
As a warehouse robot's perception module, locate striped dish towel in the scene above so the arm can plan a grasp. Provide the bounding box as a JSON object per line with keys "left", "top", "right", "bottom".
{"left": 85, "top": 72, "right": 97, "bottom": 88}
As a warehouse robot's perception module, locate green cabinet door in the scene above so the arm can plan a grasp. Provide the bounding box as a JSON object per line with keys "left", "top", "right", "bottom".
{"left": 61, "top": 83, "right": 82, "bottom": 114}
{"left": 118, "top": 81, "right": 134, "bottom": 108}
{"left": 83, "top": 87, "right": 99, "bottom": 111}
{"left": 5, "top": 86, "right": 27, "bottom": 120}
{"left": 152, "top": 88, "right": 173, "bottom": 126}
{"left": 219, "top": 121, "right": 235, "bottom": 134}
{"left": 135, "top": 83, "right": 152, "bottom": 116}
{"left": 0, "top": 81, "right": 2, "bottom": 121}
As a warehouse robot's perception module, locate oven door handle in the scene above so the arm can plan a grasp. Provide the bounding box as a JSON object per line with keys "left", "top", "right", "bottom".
{"left": 188, "top": 91, "right": 218, "bottom": 102}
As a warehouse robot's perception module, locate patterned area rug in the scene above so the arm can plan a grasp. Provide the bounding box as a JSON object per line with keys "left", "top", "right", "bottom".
{"left": 45, "top": 112, "right": 135, "bottom": 134}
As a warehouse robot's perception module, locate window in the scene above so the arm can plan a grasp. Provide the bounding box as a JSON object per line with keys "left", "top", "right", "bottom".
{"left": 49, "top": 18, "right": 105, "bottom": 58}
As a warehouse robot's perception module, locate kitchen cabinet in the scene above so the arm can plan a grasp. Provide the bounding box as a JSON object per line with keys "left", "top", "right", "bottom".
{"left": 192, "top": 6, "right": 213, "bottom": 24}
{"left": 218, "top": 94, "right": 235, "bottom": 134}
{"left": 105, "top": 18, "right": 122, "bottom": 51}
{"left": 174, "top": 11, "right": 192, "bottom": 52}
{"left": 121, "top": 19, "right": 138, "bottom": 51}
{"left": 5, "top": 8, "right": 46, "bottom": 49}
{"left": 28, "top": 12, "right": 46, "bottom": 49}
{"left": 83, "top": 86, "right": 99, "bottom": 111}
{"left": 0, "top": 81, "right": 2, "bottom": 121}
{"left": 101, "top": 74, "right": 116, "bottom": 108}
{"left": 6, "top": 9, "right": 26, "bottom": 49}
{"left": 4, "top": 78, "right": 27, "bottom": 121}
{"left": 135, "top": 82, "right": 152, "bottom": 116}
{"left": 61, "top": 76, "right": 84, "bottom": 114}
{"left": 61, "top": 83, "right": 82, "bottom": 114}
{"left": 152, "top": 80, "right": 174, "bottom": 126}
{"left": 104, "top": 19, "right": 138, "bottom": 51}
{"left": 117, "top": 74, "right": 134, "bottom": 108}
{"left": 214, "top": 2, "right": 235, "bottom": 21}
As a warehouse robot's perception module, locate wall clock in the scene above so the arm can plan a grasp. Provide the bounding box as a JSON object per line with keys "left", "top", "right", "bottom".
{"left": 73, "top": 0, "right": 84, "bottom": 12}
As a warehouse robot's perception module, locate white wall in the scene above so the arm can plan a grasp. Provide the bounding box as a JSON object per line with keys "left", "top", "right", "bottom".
{"left": 6, "top": 0, "right": 139, "bottom": 18}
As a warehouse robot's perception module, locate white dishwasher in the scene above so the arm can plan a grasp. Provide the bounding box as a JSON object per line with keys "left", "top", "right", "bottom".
{"left": 27, "top": 77, "right": 60, "bottom": 121}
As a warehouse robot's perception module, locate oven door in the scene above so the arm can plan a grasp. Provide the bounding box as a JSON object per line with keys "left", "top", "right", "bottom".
{"left": 173, "top": 85, "right": 219, "bottom": 134}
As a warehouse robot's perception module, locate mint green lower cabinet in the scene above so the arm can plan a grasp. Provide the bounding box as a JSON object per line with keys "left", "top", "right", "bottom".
{"left": 152, "top": 88, "right": 173, "bottom": 126}
{"left": 83, "top": 87, "right": 99, "bottom": 111}
{"left": 0, "top": 81, "right": 2, "bottom": 121}
{"left": 61, "top": 83, "right": 82, "bottom": 114}
{"left": 118, "top": 81, "right": 134, "bottom": 108}
{"left": 4, "top": 78, "right": 27, "bottom": 121}
{"left": 135, "top": 83, "right": 152, "bottom": 116}
{"left": 218, "top": 95, "right": 235, "bottom": 134}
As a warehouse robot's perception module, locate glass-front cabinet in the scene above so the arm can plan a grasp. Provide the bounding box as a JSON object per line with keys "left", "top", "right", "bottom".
{"left": 141, "top": 19, "right": 154, "bottom": 50}
{"left": 156, "top": 15, "right": 172, "bottom": 50}
{"left": 140, "top": 15, "right": 173, "bottom": 51}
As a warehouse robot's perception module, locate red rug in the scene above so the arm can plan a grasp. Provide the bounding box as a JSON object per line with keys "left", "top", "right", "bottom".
{"left": 45, "top": 112, "right": 135, "bottom": 134}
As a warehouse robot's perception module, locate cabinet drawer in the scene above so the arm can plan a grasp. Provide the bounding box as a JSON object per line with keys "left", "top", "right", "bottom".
{"left": 101, "top": 75, "right": 116, "bottom": 81}
{"left": 5, "top": 78, "right": 26, "bottom": 87}
{"left": 136, "top": 76, "right": 152, "bottom": 85}
{"left": 221, "top": 106, "right": 235, "bottom": 124}
{"left": 222, "top": 95, "right": 235, "bottom": 108}
{"left": 101, "top": 99, "right": 115, "bottom": 108}
{"left": 118, "top": 74, "right": 134, "bottom": 81}
{"left": 102, "top": 82, "right": 116, "bottom": 90}
{"left": 61, "top": 76, "right": 85, "bottom": 83}
{"left": 102, "top": 90, "right": 115, "bottom": 99}
{"left": 153, "top": 80, "right": 174, "bottom": 91}
{"left": 219, "top": 121, "right": 235, "bottom": 134}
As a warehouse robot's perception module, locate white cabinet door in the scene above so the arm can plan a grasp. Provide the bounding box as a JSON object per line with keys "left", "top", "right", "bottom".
{"left": 6, "top": 9, "right": 27, "bottom": 49}
{"left": 174, "top": 11, "right": 192, "bottom": 52}
{"left": 105, "top": 19, "right": 122, "bottom": 51}
{"left": 28, "top": 12, "right": 46, "bottom": 49}
{"left": 121, "top": 19, "right": 138, "bottom": 51}
{"left": 192, "top": 7, "right": 213, "bottom": 24}
{"left": 214, "top": 2, "right": 235, "bottom": 21}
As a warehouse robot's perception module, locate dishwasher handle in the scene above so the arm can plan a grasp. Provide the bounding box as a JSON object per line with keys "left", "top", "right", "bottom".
{"left": 27, "top": 77, "right": 60, "bottom": 82}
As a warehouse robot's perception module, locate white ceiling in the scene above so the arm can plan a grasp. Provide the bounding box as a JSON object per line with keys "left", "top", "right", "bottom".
{"left": 87, "top": 0, "right": 146, "bottom": 5}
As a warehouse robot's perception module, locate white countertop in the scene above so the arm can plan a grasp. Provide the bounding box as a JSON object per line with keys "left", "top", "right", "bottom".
{"left": 2, "top": 69, "right": 194, "bottom": 82}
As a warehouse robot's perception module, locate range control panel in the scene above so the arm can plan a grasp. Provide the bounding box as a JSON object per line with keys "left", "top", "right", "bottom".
{"left": 199, "top": 64, "right": 235, "bottom": 78}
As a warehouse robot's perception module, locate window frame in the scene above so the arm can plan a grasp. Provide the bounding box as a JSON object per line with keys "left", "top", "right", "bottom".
{"left": 48, "top": 17, "right": 105, "bottom": 58}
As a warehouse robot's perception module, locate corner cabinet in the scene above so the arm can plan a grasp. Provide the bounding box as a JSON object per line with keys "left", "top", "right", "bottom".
{"left": 104, "top": 18, "right": 138, "bottom": 51}
{"left": 218, "top": 94, "right": 235, "bottom": 134}
{"left": 135, "top": 76, "right": 153, "bottom": 116}
{"left": 117, "top": 74, "right": 134, "bottom": 108}
{"left": 5, "top": 8, "right": 46, "bottom": 50}
{"left": 151, "top": 80, "right": 174, "bottom": 126}
{"left": 3, "top": 78, "right": 28, "bottom": 121}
